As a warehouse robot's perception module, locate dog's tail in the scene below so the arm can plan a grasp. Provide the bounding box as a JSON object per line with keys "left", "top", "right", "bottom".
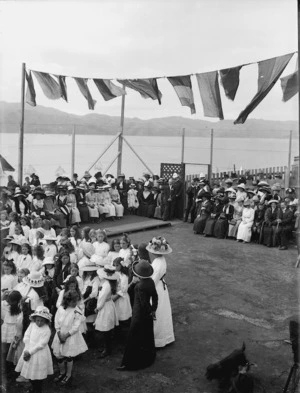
{"left": 241, "top": 342, "right": 246, "bottom": 351}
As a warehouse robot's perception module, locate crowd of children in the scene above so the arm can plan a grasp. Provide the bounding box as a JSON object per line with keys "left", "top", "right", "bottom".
{"left": 1, "top": 220, "right": 175, "bottom": 392}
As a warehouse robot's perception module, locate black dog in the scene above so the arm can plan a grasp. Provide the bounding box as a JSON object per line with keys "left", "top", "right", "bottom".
{"left": 205, "top": 343, "right": 248, "bottom": 390}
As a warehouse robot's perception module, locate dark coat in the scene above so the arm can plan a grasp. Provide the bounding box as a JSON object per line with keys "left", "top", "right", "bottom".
{"left": 277, "top": 208, "right": 293, "bottom": 227}
{"left": 264, "top": 207, "right": 280, "bottom": 226}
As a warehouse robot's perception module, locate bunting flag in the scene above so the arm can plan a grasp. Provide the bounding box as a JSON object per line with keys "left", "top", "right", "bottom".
{"left": 280, "top": 57, "right": 298, "bottom": 102}
{"left": 234, "top": 53, "right": 294, "bottom": 124}
{"left": 196, "top": 71, "right": 224, "bottom": 119}
{"left": 74, "top": 78, "right": 96, "bottom": 110}
{"left": 57, "top": 76, "right": 68, "bottom": 102}
{"left": 93, "top": 79, "right": 125, "bottom": 101}
{"left": 219, "top": 66, "right": 242, "bottom": 101}
{"left": 117, "top": 78, "right": 162, "bottom": 104}
{"left": 25, "top": 71, "right": 36, "bottom": 107}
{"left": 32, "top": 71, "right": 61, "bottom": 100}
{"left": 167, "top": 75, "right": 195, "bottom": 114}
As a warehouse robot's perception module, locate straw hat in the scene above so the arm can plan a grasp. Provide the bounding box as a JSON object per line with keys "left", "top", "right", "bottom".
{"left": 81, "top": 261, "right": 99, "bottom": 272}
{"left": 268, "top": 199, "right": 279, "bottom": 205}
{"left": 33, "top": 187, "right": 46, "bottom": 197}
{"left": 172, "top": 173, "right": 179, "bottom": 179}
{"left": 42, "top": 257, "right": 55, "bottom": 266}
{"left": 132, "top": 260, "right": 153, "bottom": 279}
{"left": 45, "top": 190, "right": 55, "bottom": 197}
{"left": 4, "top": 235, "right": 14, "bottom": 241}
{"left": 137, "top": 178, "right": 145, "bottom": 184}
{"left": 258, "top": 181, "right": 269, "bottom": 187}
{"left": 77, "top": 182, "right": 87, "bottom": 190}
{"left": 30, "top": 306, "right": 52, "bottom": 322}
{"left": 14, "top": 187, "right": 26, "bottom": 198}
{"left": 90, "top": 254, "right": 106, "bottom": 267}
{"left": 81, "top": 243, "right": 95, "bottom": 258}
{"left": 83, "top": 171, "right": 92, "bottom": 179}
{"left": 67, "top": 185, "right": 75, "bottom": 192}
{"left": 88, "top": 177, "right": 97, "bottom": 185}
{"left": 44, "top": 235, "right": 57, "bottom": 241}
{"left": 146, "top": 236, "right": 172, "bottom": 255}
{"left": 9, "top": 239, "right": 22, "bottom": 246}
{"left": 97, "top": 265, "right": 119, "bottom": 280}
{"left": 225, "top": 179, "right": 233, "bottom": 184}
{"left": 23, "top": 271, "right": 44, "bottom": 288}
{"left": 237, "top": 183, "right": 246, "bottom": 190}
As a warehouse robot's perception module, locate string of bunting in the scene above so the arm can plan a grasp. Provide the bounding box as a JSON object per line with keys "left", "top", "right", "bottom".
{"left": 26, "top": 51, "right": 298, "bottom": 124}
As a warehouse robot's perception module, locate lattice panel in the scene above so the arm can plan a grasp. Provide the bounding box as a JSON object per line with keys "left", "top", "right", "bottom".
{"left": 160, "top": 163, "right": 185, "bottom": 181}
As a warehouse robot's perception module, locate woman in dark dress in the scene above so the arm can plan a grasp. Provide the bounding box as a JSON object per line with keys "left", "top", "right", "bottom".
{"left": 213, "top": 196, "right": 235, "bottom": 239}
{"left": 262, "top": 200, "right": 280, "bottom": 247}
{"left": 76, "top": 183, "right": 90, "bottom": 223}
{"left": 203, "top": 197, "right": 223, "bottom": 236}
{"left": 193, "top": 192, "right": 212, "bottom": 234}
{"left": 117, "top": 260, "right": 158, "bottom": 371}
{"left": 137, "top": 182, "right": 155, "bottom": 218}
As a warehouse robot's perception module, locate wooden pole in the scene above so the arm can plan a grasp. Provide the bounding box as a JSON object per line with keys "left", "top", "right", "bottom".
{"left": 208, "top": 129, "right": 214, "bottom": 183}
{"left": 18, "top": 63, "right": 26, "bottom": 185}
{"left": 181, "top": 128, "right": 185, "bottom": 164}
{"left": 285, "top": 130, "right": 292, "bottom": 189}
{"left": 117, "top": 87, "right": 126, "bottom": 176}
{"left": 296, "top": 2, "right": 300, "bottom": 267}
{"left": 71, "top": 124, "right": 76, "bottom": 176}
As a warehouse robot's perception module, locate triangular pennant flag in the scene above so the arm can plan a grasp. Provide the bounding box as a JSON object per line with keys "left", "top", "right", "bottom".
{"left": 234, "top": 53, "right": 294, "bottom": 124}
{"left": 74, "top": 78, "right": 96, "bottom": 110}
{"left": 280, "top": 57, "right": 298, "bottom": 102}
{"left": 57, "top": 76, "right": 68, "bottom": 102}
{"left": 167, "top": 75, "right": 196, "bottom": 114}
{"left": 219, "top": 66, "right": 242, "bottom": 101}
{"left": 32, "top": 71, "right": 62, "bottom": 100}
{"left": 117, "top": 78, "right": 162, "bottom": 104}
{"left": 25, "top": 71, "right": 36, "bottom": 107}
{"left": 196, "top": 71, "right": 224, "bottom": 119}
{"left": 93, "top": 79, "right": 125, "bottom": 101}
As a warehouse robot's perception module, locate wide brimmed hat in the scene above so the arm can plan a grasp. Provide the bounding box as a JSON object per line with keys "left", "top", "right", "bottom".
{"left": 4, "top": 235, "right": 14, "bottom": 241}
{"left": 268, "top": 199, "right": 279, "bottom": 205}
{"left": 9, "top": 239, "right": 22, "bottom": 246}
{"left": 246, "top": 189, "right": 255, "bottom": 195}
{"left": 88, "top": 177, "right": 97, "bottom": 185}
{"left": 271, "top": 183, "right": 281, "bottom": 192}
{"left": 77, "top": 183, "right": 87, "bottom": 190}
{"left": 81, "top": 243, "right": 95, "bottom": 258}
{"left": 67, "top": 185, "right": 75, "bottom": 192}
{"left": 103, "top": 184, "right": 111, "bottom": 190}
{"left": 42, "top": 257, "right": 55, "bottom": 266}
{"left": 30, "top": 306, "right": 52, "bottom": 322}
{"left": 45, "top": 190, "right": 55, "bottom": 197}
{"left": 144, "top": 181, "right": 152, "bottom": 188}
{"left": 129, "top": 183, "right": 136, "bottom": 188}
{"left": 199, "top": 172, "right": 205, "bottom": 179}
{"left": 23, "top": 271, "right": 44, "bottom": 288}
{"left": 259, "top": 186, "right": 271, "bottom": 193}
{"left": 97, "top": 265, "right": 119, "bottom": 280}
{"left": 146, "top": 236, "right": 172, "bottom": 255}
{"left": 90, "top": 254, "right": 106, "bottom": 267}
{"left": 14, "top": 187, "right": 26, "bottom": 198}
{"left": 237, "top": 183, "right": 246, "bottom": 190}
{"left": 258, "top": 181, "right": 269, "bottom": 187}
{"left": 137, "top": 178, "right": 145, "bottom": 184}
{"left": 44, "top": 235, "right": 57, "bottom": 241}
{"left": 225, "top": 178, "right": 233, "bottom": 184}
{"left": 33, "top": 187, "right": 46, "bottom": 197}
{"left": 83, "top": 171, "right": 92, "bottom": 179}
{"left": 81, "top": 261, "right": 99, "bottom": 271}
{"left": 132, "top": 260, "right": 154, "bottom": 279}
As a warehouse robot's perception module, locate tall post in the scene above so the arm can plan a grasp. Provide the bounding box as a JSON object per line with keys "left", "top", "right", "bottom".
{"left": 208, "top": 128, "right": 214, "bottom": 183}
{"left": 117, "top": 88, "right": 126, "bottom": 176}
{"left": 71, "top": 124, "right": 76, "bottom": 176}
{"left": 297, "top": 1, "right": 300, "bottom": 265}
{"left": 285, "top": 130, "right": 292, "bottom": 189}
{"left": 181, "top": 128, "right": 185, "bottom": 163}
{"left": 18, "top": 63, "right": 26, "bottom": 185}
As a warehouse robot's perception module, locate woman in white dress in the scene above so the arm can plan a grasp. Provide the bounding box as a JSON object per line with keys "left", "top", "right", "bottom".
{"left": 146, "top": 237, "right": 175, "bottom": 348}
{"left": 227, "top": 198, "right": 244, "bottom": 238}
{"left": 109, "top": 181, "right": 124, "bottom": 218}
{"left": 95, "top": 265, "right": 119, "bottom": 358}
{"left": 66, "top": 186, "right": 81, "bottom": 226}
{"left": 103, "top": 185, "right": 116, "bottom": 219}
{"left": 85, "top": 182, "right": 99, "bottom": 223}
{"left": 112, "top": 257, "right": 132, "bottom": 323}
{"left": 236, "top": 200, "right": 255, "bottom": 243}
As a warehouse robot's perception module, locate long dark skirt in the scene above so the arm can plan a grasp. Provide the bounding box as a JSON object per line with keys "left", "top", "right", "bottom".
{"left": 193, "top": 214, "right": 209, "bottom": 234}
{"left": 121, "top": 315, "right": 156, "bottom": 370}
{"left": 138, "top": 203, "right": 154, "bottom": 218}
{"left": 203, "top": 218, "right": 217, "bottom": 236}
{"left": 263, "top": 225, "right": 277, "bottom": 246}
{"left": 213, "top": 218, "right": 229, "bottom": 239}
{"left": 78, "top": 204, "right": 90, "bottom": 223}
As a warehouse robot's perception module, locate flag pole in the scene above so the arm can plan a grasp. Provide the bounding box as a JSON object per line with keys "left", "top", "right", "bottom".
{"left": 208, "top": 129, "right": 214, "bottom": 184}
{"left": 117, "top": 87, "right": 126, "bottom": 176}
{"left": 18, "top": 63, "right": 26, "bottom": 185}
{"left": 181, "top": 128, "right": 185, "bottom": 164}
{"left": 296, "top": 2, "right": 300, "bottom": 266}
{"left": 71, "top": 124, "right": 76, "bottom": 176}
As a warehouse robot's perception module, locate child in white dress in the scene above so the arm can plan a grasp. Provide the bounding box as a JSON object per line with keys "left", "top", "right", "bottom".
{"left": 95, "top": 265, "right": 119, "bottom": 358}
{"left": 93, "top": 229, "right": 110, "bottom": 261}
{"left": 1, "top": 259, "right": 18, "bottom": 292}
{"left": 112, "top": 257, "right": 132, "bottom": 323}
{"left": 52, "top": 290, "right": 88, "bottom": 386}
{"left": 15, "top": 306, "right": 53, "bottom": 393}
{"left": 17, "top": 242, "right": 33, "bottom": 272}
{"left": 127, "top": 183, "right": 139, "bottom": 214}
{"left": 105, "top": 239, "right": 121, "bottom": 265}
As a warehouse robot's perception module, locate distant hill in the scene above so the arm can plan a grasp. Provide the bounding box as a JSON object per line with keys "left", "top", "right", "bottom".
{"left": 0, "top": 101, "right": 297, "bottom": 138}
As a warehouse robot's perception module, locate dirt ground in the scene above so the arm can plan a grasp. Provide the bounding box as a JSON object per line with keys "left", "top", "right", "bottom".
{"left": 3, "top": 220, "right": 299, "bottom": 393}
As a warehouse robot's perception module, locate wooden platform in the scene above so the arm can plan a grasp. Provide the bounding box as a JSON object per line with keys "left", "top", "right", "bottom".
{"left": 88, "top": 215, "right": 172, "bottom": 237}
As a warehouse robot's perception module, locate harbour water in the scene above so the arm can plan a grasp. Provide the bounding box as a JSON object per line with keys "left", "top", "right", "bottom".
{"left": 0, "top": 133, "right": 298, "bottom": 183}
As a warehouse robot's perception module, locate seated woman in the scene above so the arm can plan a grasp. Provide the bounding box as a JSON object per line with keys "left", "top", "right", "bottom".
{"left": 103, "top": 185, "right": 116, "bottom": 220}
{"left": 109, "top": 181, "right": 124, "bottom": 219}
{"left": 236, "top": 200, "right": 255, "bottom": 243}
{"left": 76, "top": 183, "right": 90, "bottom": 224}
{"left": 262, "top": 199, "right": 280, "bottom": 247}
{"left": 137, "top": 182, "right": 155, "bottom": 218}
{"left": 85, "top": 182, "right": 99, "bottom": 223}
{"left": 54, "top": 186, "right": 69, "bottom": 228}
{"left": 203, "top": 196, "right": 223, "bottom": 237}
{"left": 213, "top": 195, "right": 235, "bottom": 239}
{"left": 252, "top": 202, "right": 266, "bottom": 243}
{"left": 227, "top": 197, "right": 244, "bottom": 239}
{"left": 193, "top": 192, "right": 212, "bottom": 235}
{"left": 66, "top": 186, "right": 81, "bottom": 227}
{"left": 13, "top": 188, "right": 30, "bottom": 217}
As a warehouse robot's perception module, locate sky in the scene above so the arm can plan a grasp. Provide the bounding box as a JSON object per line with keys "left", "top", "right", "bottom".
{"left": 0, "top": 0, "right": 298, "bottom": 122}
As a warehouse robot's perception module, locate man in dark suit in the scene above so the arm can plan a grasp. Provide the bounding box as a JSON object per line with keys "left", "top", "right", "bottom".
{"left": 276, "top": 201, "right": 294, "bottom": 250}
{"left": 70, "top": 173, "right": 80, "bottom": 188}
{"left": 162, "top": 178, "right": 176, "bottom": 221}
{"left": 117, "top": 173, "right": 129, "bottom": 214}
{"left": 171, "top": 173, "right": 184, "bottom": 219}
{"left": 184, "top": 177, "right": 199, "bottom": 222}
